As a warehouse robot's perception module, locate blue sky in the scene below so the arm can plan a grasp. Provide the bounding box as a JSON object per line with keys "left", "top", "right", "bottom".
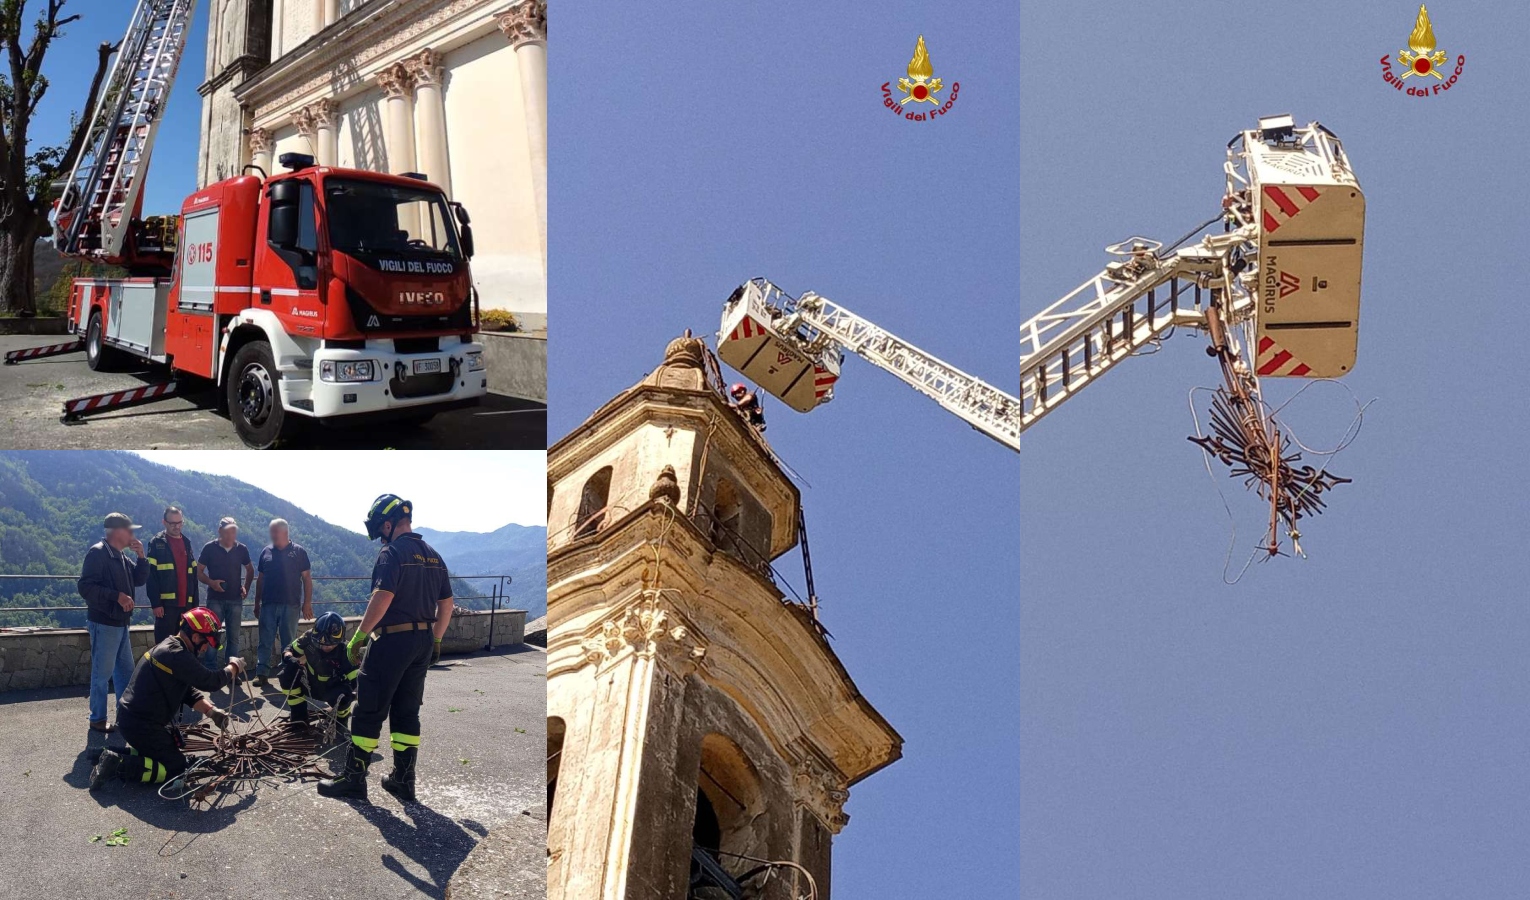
{"left": 30, "top": 0, "right": 206, "bottom": 218}
{"left": 549, "top": 2, "right": 1019, "bottom": 896}
{"left": 1021, "top": 2, "right": 1530, "bottom": 898}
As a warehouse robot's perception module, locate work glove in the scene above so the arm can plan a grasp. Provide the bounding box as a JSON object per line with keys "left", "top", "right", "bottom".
{"left": 226, "top": 656, "right": 245, "bottom": 678}
{"left": 207, "top": 708, "right": 230, "bottom": 731}
{"left": 346, "top": 630, "right": 368, "bottom": 666}
{"left": 431, "top": 638, "right": 442, "bottom": 665}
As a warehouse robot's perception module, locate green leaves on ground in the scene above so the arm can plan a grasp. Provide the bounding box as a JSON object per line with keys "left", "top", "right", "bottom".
{"left": 447, "top": 706, "right": 464, "bottom": 713}
{"left": 90, "top": 827, "right": 129, "bottom": 846}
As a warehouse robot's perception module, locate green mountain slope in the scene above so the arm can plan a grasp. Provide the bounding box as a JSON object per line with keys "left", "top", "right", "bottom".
{"left": 0, "top": 452, "right": 534, "bottom": 627}
{"left": 415, "top": 523, "right": 547, "bottom": 617}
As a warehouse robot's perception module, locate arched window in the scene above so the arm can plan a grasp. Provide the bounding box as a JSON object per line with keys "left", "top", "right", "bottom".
{"left": 574, "top": 467, "right": 613, "bottom": 538}
{"left": 710, "top": 479, "right": 743, "bottom": 555}
{"left": 690, "top": 732, "right": 765, "bottom": 890}
{"left": 547, "top": 717, "right": 566, "bottom": 826}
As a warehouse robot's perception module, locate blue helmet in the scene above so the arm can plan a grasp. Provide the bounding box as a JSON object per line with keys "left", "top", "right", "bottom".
{"left": 314, "top": 611, "right": 345, "bottom": 646}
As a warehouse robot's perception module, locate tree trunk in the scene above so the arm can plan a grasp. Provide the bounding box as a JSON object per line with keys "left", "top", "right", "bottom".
{"left": 0, "top": 218, "right": 41, "bottom": 316}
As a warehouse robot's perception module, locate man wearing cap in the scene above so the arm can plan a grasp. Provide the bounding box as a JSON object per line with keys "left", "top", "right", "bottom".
{"left": 145, "top": 506, "right": 200, "bottom": 645}
{"left": 197, "top": 517, "right": 254, "bottom": 669}
{"left": 77, "top": 513, "right": 149, "bottom": 734}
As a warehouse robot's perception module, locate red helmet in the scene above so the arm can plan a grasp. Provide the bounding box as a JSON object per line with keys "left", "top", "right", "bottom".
{"left": 730, "top": 383, "right": 747, "bottom": 397}
{"left": 181, "top": 607, "right": 224, "bottom": 650}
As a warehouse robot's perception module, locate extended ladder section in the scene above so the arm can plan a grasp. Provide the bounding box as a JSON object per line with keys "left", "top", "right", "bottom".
{"left": 53, "top": 0, "right": 196, "bottom": 262}
{"left": 789, "top": 291, "right": 1023, "bottom": 451}
{"left": 1018, "top": 230, "right": 1253, "bottom": 434}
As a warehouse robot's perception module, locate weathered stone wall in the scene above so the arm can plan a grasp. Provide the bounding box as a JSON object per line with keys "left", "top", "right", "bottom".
{"left": 0, "top": 608, "right": 525, "bottom": 693}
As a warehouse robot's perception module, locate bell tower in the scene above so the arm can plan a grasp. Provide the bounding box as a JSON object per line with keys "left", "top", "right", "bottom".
{"left": 546, "top": 334, "right": 902, "bottom": 899}
{"left": 197, "top": 0, "right": 273, "bottom": 187}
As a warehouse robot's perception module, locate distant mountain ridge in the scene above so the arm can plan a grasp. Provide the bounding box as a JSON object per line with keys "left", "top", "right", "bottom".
{"left": 415, "top": 522, "right": 547, "bottom": 618}
{"left": 0, "top": 452, "right": 542, "bottom": 627}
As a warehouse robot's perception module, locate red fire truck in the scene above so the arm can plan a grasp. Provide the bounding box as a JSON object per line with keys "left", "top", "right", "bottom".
{"left": 9, "top": 0, "right": 488, "bottom": 447}
{"left": 65, "top": 156, "right": 487, "bottom": 447}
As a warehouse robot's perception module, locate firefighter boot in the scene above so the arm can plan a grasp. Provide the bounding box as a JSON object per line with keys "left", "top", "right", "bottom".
{"left": 316, "top": 742, "right": 370, "bottom": 799}
{"left": 89, "top": 748, "right": 123, "bottom": 791}
{"left": 381, "top": 747, "right": 418, "bottom": 803}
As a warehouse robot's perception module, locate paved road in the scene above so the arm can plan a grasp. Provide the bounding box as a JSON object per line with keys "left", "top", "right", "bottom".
{"left": 0, "top": 647, "right": 546, "bottom": 900}
{"left": 0, "top": 336, "right": 546, "bottom": 449}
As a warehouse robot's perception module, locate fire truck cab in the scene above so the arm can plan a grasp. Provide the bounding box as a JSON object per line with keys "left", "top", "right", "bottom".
{"left": 68, "top": 155, "right": 487, "bottom": 447}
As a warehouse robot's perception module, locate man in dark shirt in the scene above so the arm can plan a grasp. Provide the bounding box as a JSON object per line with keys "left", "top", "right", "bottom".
{"left": 253, "top": 519, "right": 314, "bottom": 686}
{"left": 89, "top": 608, "right": 245, "bottom": 790}
{"left": 198, "top": 517, "right": 254, "bottom": 669}
{"left": 77, "top": 512, "right": 149, "bottom": 734}
{"left": 319, "top": 495, "right": 454, "bottom": 802}
{"left": 145, "top": 506, "right": 199, "bottom": 644}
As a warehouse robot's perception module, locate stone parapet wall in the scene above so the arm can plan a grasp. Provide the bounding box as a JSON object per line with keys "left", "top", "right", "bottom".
{"left": 0, "top": 608, "right": 525, "bottom": 693}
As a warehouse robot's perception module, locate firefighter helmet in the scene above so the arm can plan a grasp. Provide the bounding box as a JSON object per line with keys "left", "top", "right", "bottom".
{"left": 364, "top": 494, "right": 412, "bottom": 541}
{"left": 180, "top": 607, "right": 224, "bottom": 651}
{"left": 314, "top": 611, "right": 345, "bottom": 647}
{"left": 730, "top": 383, "right": 747, "bottom": 398}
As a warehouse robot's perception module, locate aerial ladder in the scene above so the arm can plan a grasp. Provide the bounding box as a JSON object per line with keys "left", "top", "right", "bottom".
{"left": 51, "top": 0, "right": 195, "bottom": 272}
{"left": 720, "top": 115, "right": 1365, "bottom": 555}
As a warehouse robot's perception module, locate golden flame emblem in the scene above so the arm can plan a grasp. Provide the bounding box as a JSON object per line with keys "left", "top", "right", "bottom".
{"left": 1398, "top": 5, "right": 1447, "bottom": 79}
{"left": 897, "top": 36, "right": 943, "bottom": 105}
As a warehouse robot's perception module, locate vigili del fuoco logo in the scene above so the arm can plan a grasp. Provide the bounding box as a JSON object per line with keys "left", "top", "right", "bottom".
{"left": 881, "top": 36, "right": 959, "bottom": 121}
{"left": 1380, "top": 5, "right": 1465, "bottom": 96}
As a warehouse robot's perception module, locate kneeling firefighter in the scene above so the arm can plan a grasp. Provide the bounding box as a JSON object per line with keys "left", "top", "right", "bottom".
{"left": 89, "top": 608, "right": 243, "bottom": 790}
{"left": 278, "top": 611, "right": 358, "bottom": 727}
{"left": 318, "top": 495, "right": 455, "bottom": 802}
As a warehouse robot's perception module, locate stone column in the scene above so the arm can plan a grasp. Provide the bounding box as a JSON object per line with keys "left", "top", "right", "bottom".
{"left": 308, "top": 98, "right": 339, "bottom": 167}
{"left": 271, "top": 0, "right": 286, "bottom": 59}
{"left": 405, "top": 49, "right": 452, "bottom": 196}
{"left": 248, "top": 128, "right": 273, "bottom": 178}
{"left": 375, "top": 63, "right": 417, "bottom": 175}
{"left": 324, "top": 0, "right": 339, "bottom": 28}
{"left": 498, "top": 0, "right": 547, "bottom": 269}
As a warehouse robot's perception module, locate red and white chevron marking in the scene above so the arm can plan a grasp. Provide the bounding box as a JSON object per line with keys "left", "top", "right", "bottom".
{"left": 813, "top": 366, "right": 836, "bottom": 400}
{"left": 1260, "top": 184, "right": 1321, "bottom": 233}
{"left": 4, "top": 339, "right": 83, "bottom": 363}
{"left": 728, "top": 316, "right": 761, "bottom": 341}
{"left": 63, "top": 381, "right": 178, "bottom": 417}
{"left": 1256, "top": 336, "right": 1311, "bottom": 377}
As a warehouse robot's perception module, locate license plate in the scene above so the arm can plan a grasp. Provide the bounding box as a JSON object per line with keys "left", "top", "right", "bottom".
{"left": 412, "top": 358, "right": 442, "bottom": 375}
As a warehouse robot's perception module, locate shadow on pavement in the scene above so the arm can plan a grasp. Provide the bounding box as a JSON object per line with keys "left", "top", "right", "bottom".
{"left": 340, "top": 795, "right": 491, "bottom": 897}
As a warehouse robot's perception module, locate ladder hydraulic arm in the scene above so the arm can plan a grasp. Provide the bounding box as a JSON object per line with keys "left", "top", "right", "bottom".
{"left": 51, "top": 0, "right": 197, "bottom": 271}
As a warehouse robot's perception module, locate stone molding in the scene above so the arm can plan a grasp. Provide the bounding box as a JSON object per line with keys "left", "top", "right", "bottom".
{"left": 404, "top": 47, "right": 445, "bottom": 87}
{"left": 375, "top": 62, "right": 415, "bottom": 99}
{"left": 579, "top": 590, "right": 707, "bottom": 672}
{"left": 248, "top": 127, "right": 273, "bottom": 152}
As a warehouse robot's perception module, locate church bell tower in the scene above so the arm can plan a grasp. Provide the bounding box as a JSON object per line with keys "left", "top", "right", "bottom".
{"left": 197, "top": 0, "right": 273, "bottom": 187}
{"left": 546, "top": 334, "right": 902, "bottom": 899}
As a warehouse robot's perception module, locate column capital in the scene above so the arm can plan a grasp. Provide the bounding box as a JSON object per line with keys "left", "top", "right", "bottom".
{"left": 306, "top": 97, "right": 338, "bottom": 127}
{"left": 375, "top": 62, "right": 415, "bottom": 99}
{"left": 247, "top": 127, "right": 273, "bottom": 153}
{"left": 405, "top": 48, "right": 445, "bottom": 88}
{"left": 294, "top": 107, "right": 317, "bottom": 137}
{"left": 496, "top": 0, "right": 546, "bottom": 48}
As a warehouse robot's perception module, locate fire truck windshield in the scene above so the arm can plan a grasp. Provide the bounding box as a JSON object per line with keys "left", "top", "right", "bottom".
{"left": 324, "top": 177, "right": 463, "bottom": 262}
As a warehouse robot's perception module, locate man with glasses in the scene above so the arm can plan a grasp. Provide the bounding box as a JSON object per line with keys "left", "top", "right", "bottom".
{"left": 145, "top": 506, "right": 200, "bottom": 645}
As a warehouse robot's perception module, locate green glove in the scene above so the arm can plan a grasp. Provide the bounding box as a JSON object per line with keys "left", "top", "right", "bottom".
{"left": 346, "top": 629, "right": 367, "bottom": 666}
{"left": 431, "top": 638, "right": 442, "bottom": 665}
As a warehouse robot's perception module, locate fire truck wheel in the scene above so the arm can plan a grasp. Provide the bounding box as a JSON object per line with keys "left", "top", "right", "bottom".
{"left": 85, "top": 311, "right": 120, "bottom": 372}
{"left": 227, "top": 341, "right": 297, "bottom": 449}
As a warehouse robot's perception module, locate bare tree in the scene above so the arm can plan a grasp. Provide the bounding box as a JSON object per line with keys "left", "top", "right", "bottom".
{"left": 0, "top": 0, "right": 115, "bottom": 315}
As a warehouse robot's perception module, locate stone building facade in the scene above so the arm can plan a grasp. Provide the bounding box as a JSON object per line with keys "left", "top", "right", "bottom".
{"left": 197, "top": 0, "right": 546, "bottom": 324}
{"left": 545, "top": 335, "right": 903, "bottom": 899}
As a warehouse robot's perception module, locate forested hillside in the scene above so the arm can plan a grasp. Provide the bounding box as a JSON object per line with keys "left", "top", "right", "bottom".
{"left": 0, "top": 452, "right": 530, "bottom": 627}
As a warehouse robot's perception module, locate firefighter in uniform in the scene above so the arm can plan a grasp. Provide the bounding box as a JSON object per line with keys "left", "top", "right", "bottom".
{"left": 278, "top": 611, "right": 358, "bottom": 728}
{"left": 145, "top": 506, "right": 200, "bottom": 644}
{"left": 318, "top": 495, "right": 454, "bottom": 802}
{"left": 89, "top": 608, "right": 244, "bottom": 790}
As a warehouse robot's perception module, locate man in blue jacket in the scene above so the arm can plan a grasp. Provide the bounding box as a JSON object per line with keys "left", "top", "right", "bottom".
{"left": 77, "top": 512, "right": 149, "bottom": 734}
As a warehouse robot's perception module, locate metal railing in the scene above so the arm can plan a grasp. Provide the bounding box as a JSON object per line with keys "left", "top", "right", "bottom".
{"left": 0, "top": 573, "right": 520, "bottom": 650}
